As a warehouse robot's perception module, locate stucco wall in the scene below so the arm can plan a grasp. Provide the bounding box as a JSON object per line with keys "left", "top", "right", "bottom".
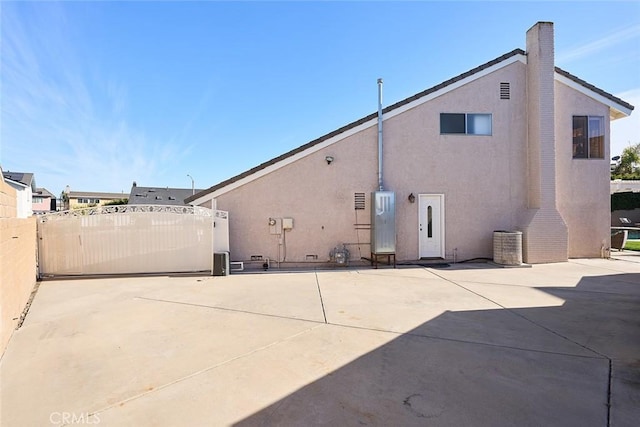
{"left": 198, "top": 25, "right": 621, "bottom": 264}
{"left": 213, "top": 61, "right": 529, "bottom": 264}
{"left": 1, "top": 178, "right": 37, "bottom": 356}
{"left": 5, "top": 183, "right": 32, "bottom": 218}
{"left": 32, "top": 197, "right": 52, "bottom": 213}
{"left": 216, "top": 126, "right": 379, "bottom": 265}
{"left": 384, "top": 62, "right": 528, "bottom": 261}
{"left": 1, "top": 179, "right": 17, "bottom": 219}
{"left": 69, "top": 198, "right": 119, "bottom": 209}
{"left": 555, "top": 82, "right": 611, "bottom": 257}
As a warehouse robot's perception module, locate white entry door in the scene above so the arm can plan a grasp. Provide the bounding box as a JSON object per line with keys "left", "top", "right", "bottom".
{"left": 419, "top": 194, "right": 444, "bottom": 258}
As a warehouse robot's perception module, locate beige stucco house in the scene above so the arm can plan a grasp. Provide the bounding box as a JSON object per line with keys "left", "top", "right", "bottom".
{"left": 63, "top": 189, "right": 127, "bottom": 210}
{"left": 187, "top": 22, "right": 634, "bottom": 266}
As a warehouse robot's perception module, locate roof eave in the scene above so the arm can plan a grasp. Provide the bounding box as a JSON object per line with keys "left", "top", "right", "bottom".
{"left": 186, "top": 52, "right": 634, "bottom": 205}
{"left": 4, "top": 178, "right": 28, "bottom": 189}
{"left": 554, "top": 67, "right": 634, "bottom": 120}
{"left": 186, "top": 49, "right": 527, "bottom": 204}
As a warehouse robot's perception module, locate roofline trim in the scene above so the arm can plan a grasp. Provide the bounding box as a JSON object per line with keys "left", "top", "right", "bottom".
{"left": 188, "top": 117, "right": 377, "bottom": 204}
{"left": 384, "top": 53, "right": 526, "bottom": 121}
{"left": 4, "top": 178, "right": 29, "bottom": 189}
{"left": 187, "top": 50, "right": 635, "bottom": 205}
{"left": 554, "top": 68, "right": 634, "bottom": 119}
{"left": 68, "top": 192, "right": 126, "bottom": 198}
{"left": 187, "top": 50, "right": 527, "bottom": 204}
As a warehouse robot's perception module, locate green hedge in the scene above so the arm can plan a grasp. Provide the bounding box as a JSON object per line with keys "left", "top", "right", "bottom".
{"left": 611, "top": 192, "right": 640, "bottom": 211}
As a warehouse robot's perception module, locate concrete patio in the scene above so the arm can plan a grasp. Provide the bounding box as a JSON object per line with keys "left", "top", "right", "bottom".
{"left": 1, "top": 255, "right": 639, "bottom": 426}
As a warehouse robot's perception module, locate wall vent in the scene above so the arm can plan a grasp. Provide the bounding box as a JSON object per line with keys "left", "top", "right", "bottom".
{"left": 354, "top": 192, "right": 366, "bottom": 210}
{"left": 500, "top": 82, "right": 510, "bottom": 100}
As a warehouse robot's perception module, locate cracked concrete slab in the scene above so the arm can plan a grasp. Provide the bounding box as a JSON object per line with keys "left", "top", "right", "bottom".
{"left": 1, "top": 259, "right": 638, "bottom": 426}
{"left": 95, "top": 325, "right": 609, "bottom": 427}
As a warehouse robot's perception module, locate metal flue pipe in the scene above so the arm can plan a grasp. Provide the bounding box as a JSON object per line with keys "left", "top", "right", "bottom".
{"left": 377, "top": 78, "right": 384, "bottom": 191}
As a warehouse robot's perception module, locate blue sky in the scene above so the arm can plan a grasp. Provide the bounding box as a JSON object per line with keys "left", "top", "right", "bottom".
{"left": 1, "top": 1, "right": 639, "bottom": 196}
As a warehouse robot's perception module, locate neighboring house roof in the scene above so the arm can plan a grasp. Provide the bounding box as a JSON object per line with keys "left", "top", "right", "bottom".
{"left": 68, "top": 191, "right": 125, "bottom": 199}
{"left": 4, "top": 177, "right": 28, "bottom": 189}
{"left": 128, "top": 186, "right": 203, "bottom": 205}
{"left": 2, "top": 171, "right": 36, "bottom": 191}
{"left": 34, "top": 188, "right": 55, "bottom": 198}
{"left": 186, "top": 48, "right": 634, "bottom": 204}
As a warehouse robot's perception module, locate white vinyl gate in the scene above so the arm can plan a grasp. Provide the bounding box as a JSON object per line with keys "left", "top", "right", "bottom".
{"left": 37, "top": 205, "right": 228, "bottom": 276}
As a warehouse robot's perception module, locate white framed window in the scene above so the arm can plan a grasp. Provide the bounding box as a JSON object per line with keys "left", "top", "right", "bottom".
{"left": 77, "top": 198, "right": 99, "bottom": 204}
{"left": 573, "top": 116, "right": 604, "bottom": 159}
{"left": 440, "top": 113, "right": 492, "bottom": 135}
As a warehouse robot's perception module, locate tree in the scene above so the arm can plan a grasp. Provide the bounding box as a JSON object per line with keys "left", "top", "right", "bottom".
{"left": 612, "top": 142, "right": 640, "bottom": 180}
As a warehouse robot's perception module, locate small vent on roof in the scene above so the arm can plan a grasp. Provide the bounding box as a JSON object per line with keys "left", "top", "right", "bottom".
{"left": 354, "top": 192, "right": 366, "bottom": 210}
{"left": 500, "top": 82, "right": 510, "bottom": 100}
{"left": 168, "top": 196, "right": 176, "bottom": 200}
{"left": 155, "top": 196, "right": 162, "bottom": 200}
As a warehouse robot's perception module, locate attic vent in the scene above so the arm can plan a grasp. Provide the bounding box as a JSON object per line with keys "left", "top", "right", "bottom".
{"left": 354, "top": 192, "right": 366, "bottom": 210}
{"left": 155, "top": 196, "right": 162, "bottom": 200}
{"left": 500, "top": 82, "right": 510, "bottom": 100}
{"left": 168, "top": 196, "right": 176, "bottom": 200}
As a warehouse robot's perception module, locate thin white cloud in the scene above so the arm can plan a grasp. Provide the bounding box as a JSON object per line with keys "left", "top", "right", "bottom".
{"left": 0, "top": 3, "right": 189, "bottom": 194}
{"left": 557, "top": 25, "right": 640, "bottom": 65}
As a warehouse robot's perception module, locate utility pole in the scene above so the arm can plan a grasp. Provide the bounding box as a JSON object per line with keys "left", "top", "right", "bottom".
{"left": 187, "top": 174, "right": 194, "bottom": 195}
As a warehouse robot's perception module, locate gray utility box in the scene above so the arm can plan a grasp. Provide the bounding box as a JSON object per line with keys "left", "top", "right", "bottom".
{"left": 213, "top": 252, "right": 230, "bottom": 276}
{"left": 371, "top": 191, "right": 396, "bottom": 254}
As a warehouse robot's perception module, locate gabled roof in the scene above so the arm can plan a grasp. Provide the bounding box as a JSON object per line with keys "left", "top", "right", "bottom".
{"left": 554, "top": 67, "right": 634, "bottom": 119}
{"left": 2, "top": 171, "right": 36, "bottom": 191}
{"left": 128, "top": 186, "right": 203, "bottom": 206}
{"left": 186, "top": 48, "right": 634, "bottom": 204}
{"left": 4, "top": 177, "right": 28, "bottom": 189}
{"left": 34, "top": 188, "right": 55, "bottom": 198}
{"left": 68, "top": 191, "right": 125, "bottom": 199}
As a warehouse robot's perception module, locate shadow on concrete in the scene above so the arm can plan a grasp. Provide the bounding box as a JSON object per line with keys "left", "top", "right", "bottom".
{"left": 234, "top": 273, "right": 640, "bottom": 426}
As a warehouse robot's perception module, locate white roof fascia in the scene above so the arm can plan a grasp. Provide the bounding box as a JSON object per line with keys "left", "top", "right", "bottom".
{"left": 384, "top": 54, "right": 526, "bottom": 121}
{"left": 191, "top": 53, "right": 527, "bottom": 204}
{"left": 554, "top": 73, "right": 633, "bottom": 120}
{"left": 4, "top": 178, "right": 28, "bottom": 189}
{"left": 189, "top": 118, "right": 377, "bottom": 204}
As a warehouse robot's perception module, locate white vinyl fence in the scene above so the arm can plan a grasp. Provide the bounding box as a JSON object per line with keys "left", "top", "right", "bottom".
{"left": 37, "top": 205, "right": 228, "bottom": 276}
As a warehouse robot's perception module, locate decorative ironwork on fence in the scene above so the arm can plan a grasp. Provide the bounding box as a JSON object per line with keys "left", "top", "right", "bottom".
{"left": 38, "top": 204, "right": 213, "bottom": 222}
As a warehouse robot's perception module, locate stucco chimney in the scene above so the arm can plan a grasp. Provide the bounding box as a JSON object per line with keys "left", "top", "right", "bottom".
{"left": 521, "top": 22, "right": 568, "bottom": 263}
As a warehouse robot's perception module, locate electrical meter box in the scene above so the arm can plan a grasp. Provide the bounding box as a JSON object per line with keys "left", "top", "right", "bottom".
{"left": 282, "top": 218, "right": 294, "bottom": 230}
